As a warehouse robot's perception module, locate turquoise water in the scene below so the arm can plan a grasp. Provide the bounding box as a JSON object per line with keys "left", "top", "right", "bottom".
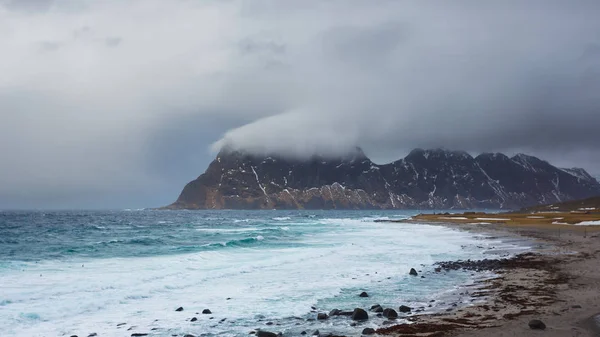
{"left": 0, "top": 210, "right": 528, "bottom": 337}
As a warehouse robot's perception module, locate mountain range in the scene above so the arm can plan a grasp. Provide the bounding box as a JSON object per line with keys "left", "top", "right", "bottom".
{"left": 165, "top": 148, "right": 600, "bottom": 210}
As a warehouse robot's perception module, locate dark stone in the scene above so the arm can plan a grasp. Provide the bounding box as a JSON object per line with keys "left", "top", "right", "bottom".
{"left": 338, "top": 311, "right": 354, "bottom": 316}
{"left": 88, "top": 334, "right": 97, "bottom": 337}
{"left": 317, "top": 313, "right": 328, "bottom": 320}
{"left": 370, "top": 304, "right": 381, "bottom": 310}
{"left": 362, "top": 328, "right": 375, "bottom": 335}
{"left": 529, "top": 319, "right": 546, "bottom": 330}
{"left": 382, "top": 308, "right": 398, "bottom": 319}
{"left": 371, "top": 305, "right": 383, "bottom": 313}
{"left": 329, "top": 309, "right": 341, "bottom": 316}
{"left": 572, "top": 305, "right": 582, "bottom": 309}
{"left": 359, "top": 292, "right": 369, "bottom": 298}
{"left": 202, "top": 309, "right": 212, "bottom": 314}
{"left": 191, "top": 317, "right": 198, "bottom": 322}
{"left": 312, "top": 330, "right": 320, "bottom": 336}
{"left": 117, "top": 323, "right": 127, "bottom": 327}
{"left": 351, "top": 308, "right": 369, "bottom": 321}
{"left": 399, "top": 305, "right": 411, "bottom": 313}
{"left": 409, "top": 268, "right": 418, "bottom": 276}
{"left": 184, "top": 335, "right": 196, "bottom": 337}
{"left": 131, "top": 334, "right": 149, "bottom": 337}
{"left": 265, "top": 322, "right": 273, "bottom": 326}
{"left": 301, "top": 332, "right": 307, "bottom": 335}
{"left": 176, "top": 307, "right": 184, "bottom": 312}
{"left": 220, "top": 318, "right": 227, "bottom": 323}
{"left": 311, "top": 306, "right": 317, "bottom": 310}
{"left": 256, "top": 331, "right": 279, "bottom": 337}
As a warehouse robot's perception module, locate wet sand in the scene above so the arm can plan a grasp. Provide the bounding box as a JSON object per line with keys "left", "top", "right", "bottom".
{"left": 376, "top": 222, "right": 600, "bottom": 337}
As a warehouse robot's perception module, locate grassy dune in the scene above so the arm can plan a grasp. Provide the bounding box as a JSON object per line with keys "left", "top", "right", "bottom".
{"left": 407, "top": 197, "right": 600, "bottom": 231}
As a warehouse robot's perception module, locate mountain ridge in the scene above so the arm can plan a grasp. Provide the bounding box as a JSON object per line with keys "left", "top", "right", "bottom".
{"left": 165, "top": 148, "right": 600, "bottom": 210}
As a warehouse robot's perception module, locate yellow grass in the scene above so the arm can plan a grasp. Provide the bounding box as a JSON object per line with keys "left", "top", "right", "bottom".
{"left": 411, "top": 211, "right": 600, "bottom": 232}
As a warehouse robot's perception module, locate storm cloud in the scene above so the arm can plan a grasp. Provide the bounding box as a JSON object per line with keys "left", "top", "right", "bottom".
{"left": 1, "top": 0, "right": 600, "bottom": 208}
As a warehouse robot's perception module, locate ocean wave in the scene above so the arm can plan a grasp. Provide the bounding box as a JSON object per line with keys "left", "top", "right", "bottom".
{"left": 204, "top": 235, "right": 266, "bottom": 249}
{"left": 272, "top": 217, "right": 291, "bottom": 221}
{"left": 195, "top": 227, "right": 259, "bottom": 233}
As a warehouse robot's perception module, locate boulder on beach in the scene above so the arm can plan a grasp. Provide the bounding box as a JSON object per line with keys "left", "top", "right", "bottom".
{"left": 329, "top": 309, "right": 341, "bottom": 316}
{"left": 351, "top": 308, "right": 369, "bottom": 321}
{"left": 409, "top": 268, "right": 418, "bottom": 276}
{"left": 362, "top": 328, "right": 375, "bottom": 335}
{"left": 184, "top": 335, "right": 196, "bottom": 337}
{"left": 312, "top": 330, "right": 320, "bottom": 336}
{"left": 528, "top": 319, "right": 546, "bottom": 330}
{"left": 382, "top": 308, "right": 398, "bottom": 319}
{"left": 202, "top": 309, "right": 212, "bottom": 314}
{"left": 176, "top": 307, "right": 184, "bottom": 312}
{"left": 370, "top": 304, "right": 383, "bottom": 313}
{"left": 317, "top": 313, "right": 328, "bottom": 320}
{"left": 359, "top": 292, "right": 369, "bottom": 297}
{"left": 190, "top": 317, "right": 197, "bottom": 322}
{"left": 256, "top": 331, "right": 279, "bottom": 337}
{"left": 399, "top": 305, "right": 411, "bottom": 313}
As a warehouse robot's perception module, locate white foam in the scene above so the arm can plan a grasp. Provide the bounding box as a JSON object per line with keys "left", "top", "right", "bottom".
{"left": 475, "top": 218, "right": 510, "bottom": 221}
{"left": 0, "top": 218, "right": 526, "bottom": 337}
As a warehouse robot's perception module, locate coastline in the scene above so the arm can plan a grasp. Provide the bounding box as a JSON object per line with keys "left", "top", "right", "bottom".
{"left": 376, "top": 221, "right": 600, "bottom": 337}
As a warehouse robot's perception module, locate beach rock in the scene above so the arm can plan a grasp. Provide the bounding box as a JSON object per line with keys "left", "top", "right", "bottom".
{"left": 399, "top": 305, "right": 411, "bottom": 313}
{"left": 176, "top": 307, "right": 184, "bottom": 312}
{"left": 191, "top": 317, "right": 198, "bottom": 322}
{"left": 184, "top": 335, "right": 196, "bottom": 337}
{"left": 329, "top": 309, "right": 341, "bottom": 316}
{"left": 370, "top": 305, "right": 383, "bottom": 313}
{"left": 88, "top": 334, "right": 97, "bottom": 337}
{"left": 409, "top": 268, "right": 418, "bottom": 276}
{"left": 362, "top": 328, "right": 375, "bottom": 335}
{"left": 529, "top": 319, "right": 546, "bottom": 330}
{"left": 301, "top": 331, "right": 307, "bottom": 335}
{"left": 312, "top": 330, "right": 320, "bottom": 336}
{"left": 382, "top": 308, "right": 398, "bottom": 319}
{"left": 265, "top": 322, "right": 274, "bottom": 325}
{"left": 338, "top": 311, "right": 354, "bottom": 316}
{"left": 317, "top": 313, "right": 328, "bottom": 320}
{"left": 572, "top": 305, "right": 582, "bottom": 309}
{"left": 131, "top": 334, "right": 149, "bottom": 337}
{"left": 256, "top": 331, "right": 279, "bottom": 337}
{"left": 202, "top": 309, "right": 212, "bottom": 314}
{"left": 117, "top": 323, "right": 127, "bottom": 327}
{"left": 359, "top": 292, "right": 369, "bottom": 297}
{"left": 351, "top": 308, "right": 368, "bottom": 321}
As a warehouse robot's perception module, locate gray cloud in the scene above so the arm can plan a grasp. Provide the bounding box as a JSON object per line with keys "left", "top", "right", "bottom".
{"left": 1, "top": 0, "right": 600, "bottom": 208}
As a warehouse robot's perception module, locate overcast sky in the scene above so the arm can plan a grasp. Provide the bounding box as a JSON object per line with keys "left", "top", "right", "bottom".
{"left": 1, "top": 0, "right": 600, "bottom": 209}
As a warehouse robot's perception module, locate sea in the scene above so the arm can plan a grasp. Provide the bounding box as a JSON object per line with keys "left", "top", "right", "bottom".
{"left": 0, "top": 210, "right": 531, "bottom": 337}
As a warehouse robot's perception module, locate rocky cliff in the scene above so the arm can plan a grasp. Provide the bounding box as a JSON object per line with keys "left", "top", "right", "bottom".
{"left": 165, "top": 148, "right": 600, "bottom": 210}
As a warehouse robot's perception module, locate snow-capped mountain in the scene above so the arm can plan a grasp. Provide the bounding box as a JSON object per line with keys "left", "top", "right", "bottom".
{"left": 165, "top": 148, "right": 600, "bottom": 210}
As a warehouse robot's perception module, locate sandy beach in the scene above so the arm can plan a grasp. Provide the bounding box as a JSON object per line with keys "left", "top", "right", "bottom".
{"left": 377, "top": 222, "right": 600, "bottom": 337}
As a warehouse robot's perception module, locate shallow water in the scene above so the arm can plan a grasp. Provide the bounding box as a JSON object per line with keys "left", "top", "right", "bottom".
{"left": 0, "top": 210, "right": 530, "bottom": 336}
